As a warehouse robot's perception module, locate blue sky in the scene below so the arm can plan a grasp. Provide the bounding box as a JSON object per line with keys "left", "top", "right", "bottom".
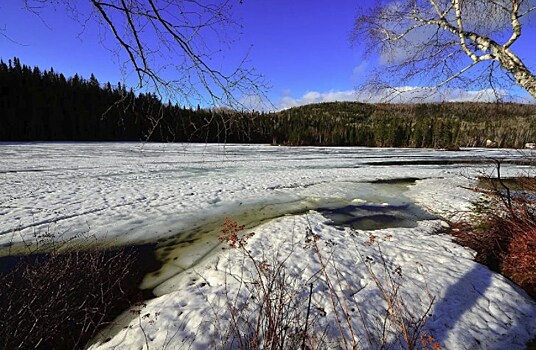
{"left": 1, "top": 1, "right": 535, "bottom": 108}
{"left": 234, "top": 0, "right": 363, "bottom": 106}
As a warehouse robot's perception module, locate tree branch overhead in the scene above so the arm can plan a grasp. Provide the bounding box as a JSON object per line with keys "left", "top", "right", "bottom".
{"left": 23, "top": 0, "right": 268, "bottom": 109}
{"left": 353, "top": 0, "right": 536, "bottom": 100}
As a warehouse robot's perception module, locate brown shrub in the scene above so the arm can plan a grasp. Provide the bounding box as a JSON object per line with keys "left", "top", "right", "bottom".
{"left": 452, "top": 174, "right": 536, "bottom": 298}
{"left": 0, "top": 244, "right": 157, "bottom": 350}
{"left": 501, "top": 223, "right": 536, "bottom": 296}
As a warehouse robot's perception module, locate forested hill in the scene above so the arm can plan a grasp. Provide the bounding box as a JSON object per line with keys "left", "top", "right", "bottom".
{"left": 1, "top": 57, "right": 535, "bottom": 148}
{"left": 273, "top": 102, "right": 536, "bottom": 148}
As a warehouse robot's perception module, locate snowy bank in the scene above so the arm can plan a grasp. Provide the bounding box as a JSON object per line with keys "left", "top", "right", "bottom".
{"left": 1, "top": 143, "right": 535, "bottom": 348}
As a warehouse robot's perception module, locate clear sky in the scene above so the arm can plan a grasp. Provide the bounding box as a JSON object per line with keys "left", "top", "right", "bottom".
{"left": 1, "top": 1, "right": 535, "bottom": 109}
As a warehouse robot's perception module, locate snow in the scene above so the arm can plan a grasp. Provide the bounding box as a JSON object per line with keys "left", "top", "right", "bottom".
{"left": 1, "top": 142, "right": 535, "bottom": 349}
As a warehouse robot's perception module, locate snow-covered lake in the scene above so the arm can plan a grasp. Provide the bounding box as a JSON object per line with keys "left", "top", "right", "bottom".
{"left": 1, "top": 142, "right": 532, "bottom": 250}
{"left": 1, "top": 143, "right": 535, "bottom": 349}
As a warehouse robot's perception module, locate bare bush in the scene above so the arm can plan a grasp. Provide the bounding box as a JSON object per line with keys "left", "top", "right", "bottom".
{"left": 360, "top": 242, "right": 439, "bottom": 350}
{"left": 215, "top": 217, "right": 321, "bottom": 350}
{"left": 452, "top": 163, "right": 536, "bottom": 298}
{"left": 0, "top": 243, "right": 154, "bottom": 349}
{"left": 215, "top": 217, "right": 440, "bottom": 350}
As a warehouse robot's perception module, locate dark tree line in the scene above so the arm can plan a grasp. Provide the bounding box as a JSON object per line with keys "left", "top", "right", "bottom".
{"left": 0, "top": 58, "right": 270, "bottom": 143}
{"left": 1, "top": 58, "right": 535, "bottom": 148}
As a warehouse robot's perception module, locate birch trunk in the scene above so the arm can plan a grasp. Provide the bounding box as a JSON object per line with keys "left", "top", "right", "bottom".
{"left": 500, "top": 54, "right": 536, "bottom": 99}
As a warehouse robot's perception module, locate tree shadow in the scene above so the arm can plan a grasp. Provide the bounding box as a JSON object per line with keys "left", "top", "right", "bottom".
{"left": 374, "top": 263, "right": 494, "bottom": 350}
{"left": 424, "top": 263, "right": 535, "bottom": 349}
{"left": 426, "top": 264, "right": 492, "bottom": 347}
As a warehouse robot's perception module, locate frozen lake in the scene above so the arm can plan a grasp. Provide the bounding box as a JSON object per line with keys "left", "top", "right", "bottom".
{"left": 1, "top": 142, "right": 533, "bottom": 251}
{"left": 1, "top": 142, "right": 535, "bottom": 349}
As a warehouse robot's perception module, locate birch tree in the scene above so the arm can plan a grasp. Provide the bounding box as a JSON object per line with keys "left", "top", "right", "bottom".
{"left": 353, "top": 0, "right": 536, "bottom": 100}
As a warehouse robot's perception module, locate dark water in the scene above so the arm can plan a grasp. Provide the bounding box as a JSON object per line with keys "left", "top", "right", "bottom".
{"left": 317, "top": 202, "right": 436, "bottom": 231}
{"left": 141, "top": 178, "right": 440, "bottom": 291}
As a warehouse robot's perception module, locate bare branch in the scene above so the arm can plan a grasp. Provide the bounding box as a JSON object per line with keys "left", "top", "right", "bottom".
{"left": 453, "top": 0, "right": 479, "bottom": 62}
{"left": 504, "top": 0, "right": 521, "bottom": 48}
{"left": 90, "top": 0, "right": 148, "bottom": 85}
{"left": 436, "top": 60, "right": 480, "bottom": 87}
{"left": 0, "top": 25, "right": 29, "bottom": 46}
{"left": 519, "top": 6, "right": 536, "bottom": 17}
{"left": 428, "top": 0, "right": 443, "bottom": 17}
{"left": 20, "top": 0, "right": 269, "bottom": 111}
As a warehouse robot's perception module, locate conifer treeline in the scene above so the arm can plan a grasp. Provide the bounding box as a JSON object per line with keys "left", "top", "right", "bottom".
{"left": 0, "top": 58, "right": 270, "bottom": 143}
{"left": 1, "top": 58, "right": 535, "bottom": 148}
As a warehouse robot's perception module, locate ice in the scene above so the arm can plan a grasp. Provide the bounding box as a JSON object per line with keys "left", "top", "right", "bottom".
{"left": 1, "top": 142, "right": 535, "bottom": 349}
{"left": 2, "top": 143, "right": 531, "bottom": 249}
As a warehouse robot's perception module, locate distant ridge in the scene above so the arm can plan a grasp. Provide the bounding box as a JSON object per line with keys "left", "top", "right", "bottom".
{"left": 272, "top": 101, "right": 536, "bottom": 148}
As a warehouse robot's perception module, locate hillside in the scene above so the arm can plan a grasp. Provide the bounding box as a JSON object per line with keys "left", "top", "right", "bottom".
{"left": 272, "top": 102, "right": 536, "bottom": 148}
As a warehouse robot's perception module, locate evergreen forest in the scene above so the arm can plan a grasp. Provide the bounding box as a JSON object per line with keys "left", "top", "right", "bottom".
{"left": 1, "top": 58, "right": 535, "bottom": 148}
